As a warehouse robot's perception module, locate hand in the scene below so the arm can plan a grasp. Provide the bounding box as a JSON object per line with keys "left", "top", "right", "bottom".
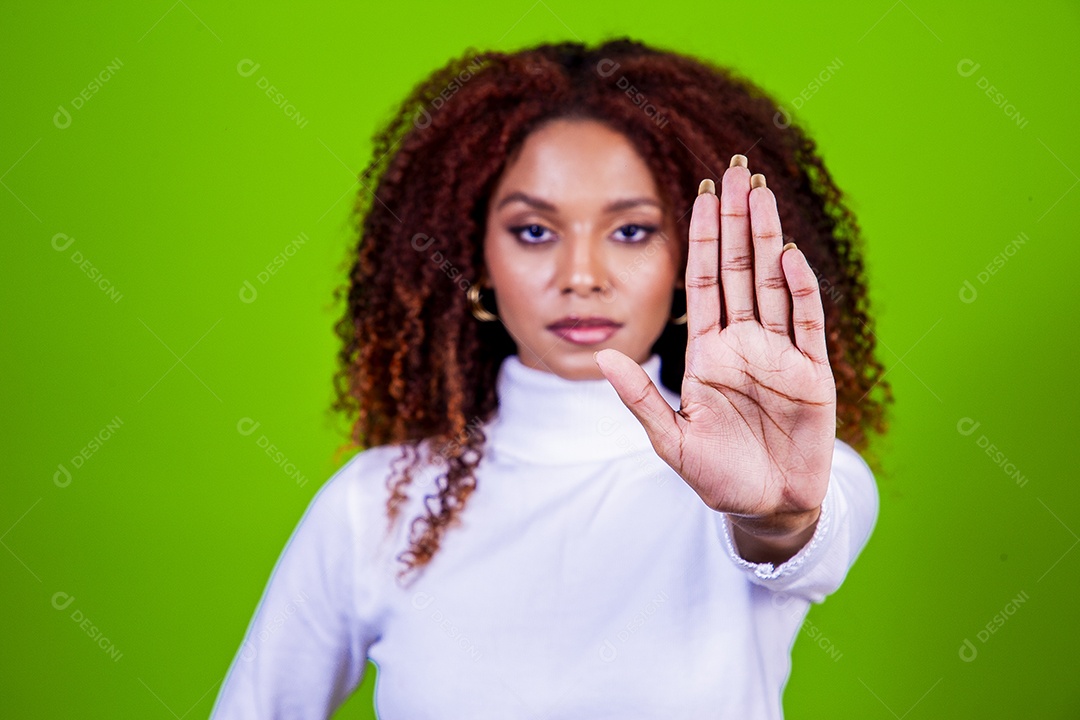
{"left": 595, "top": 155, "right": 837, "bottom": 536}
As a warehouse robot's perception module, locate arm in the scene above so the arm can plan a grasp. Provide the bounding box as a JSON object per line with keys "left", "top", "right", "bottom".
{"left": 210, "top": 466, "right": 376, "bottom": 719}
{"left": 714, "top": 438, "right": 879, "bottom": 603}
{"left": 596, "top": 162, "right": 849, "bottom": 589}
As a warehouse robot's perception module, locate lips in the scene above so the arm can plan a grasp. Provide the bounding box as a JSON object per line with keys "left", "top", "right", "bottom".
{"left": 546, "top": 316, "right": 623, "bottom": 346}
{"left": 546, "top": 316, "right": 622, "bottom": 330}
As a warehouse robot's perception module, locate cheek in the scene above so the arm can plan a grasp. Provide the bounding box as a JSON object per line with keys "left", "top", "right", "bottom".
{"left": 486, "top": 248, "right": 547, "bottom": 317}
{"left": 498, "top": 276, "right": 542, "bottom": 316}
{"left": 624, "top": 257, "right": 678, "bottom": 305}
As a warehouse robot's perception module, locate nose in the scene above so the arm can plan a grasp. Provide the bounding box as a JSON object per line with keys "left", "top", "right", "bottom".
{"left": 558, "top": 233, "right": 610, "bottom": 297}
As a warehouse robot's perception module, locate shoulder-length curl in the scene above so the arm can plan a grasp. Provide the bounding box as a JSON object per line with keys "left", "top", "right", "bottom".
{"left": 330, "top": 37, "right": 893, "bottom": 586}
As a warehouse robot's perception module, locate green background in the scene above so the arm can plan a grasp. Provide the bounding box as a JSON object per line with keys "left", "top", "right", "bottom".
{"left": 2, "top": 1, "right": 1077, "bottom": 717}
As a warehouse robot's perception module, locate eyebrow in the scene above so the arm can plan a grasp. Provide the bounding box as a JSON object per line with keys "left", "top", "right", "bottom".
{"left": 495, "top": 191, "right": 663, "bottom": 214}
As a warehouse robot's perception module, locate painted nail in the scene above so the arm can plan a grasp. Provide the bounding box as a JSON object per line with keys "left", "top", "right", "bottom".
{"left": 750, "top": 173, "right": 767, "bottom": 189}
{"left": 781, "top": 241, "right": 797, "bottom": 253}
{"left": 697, "top": 178, "right": 715, "bottom": 196}
{"left": 729, "top": 154, "right": 748, "bottom": 169}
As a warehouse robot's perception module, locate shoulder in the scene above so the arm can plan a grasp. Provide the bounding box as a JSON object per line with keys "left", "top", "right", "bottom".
{"left": 334, "top": 440, "right": 449, "bottom": 490}
{"left": 312, "top": 442, "right": 409, "bottom": 513}
{"left": 307, "top": 441, "right": 441, "bottom": 545}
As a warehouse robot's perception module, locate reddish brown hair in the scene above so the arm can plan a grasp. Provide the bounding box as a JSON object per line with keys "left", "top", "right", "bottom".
{"left": 330, "top": 38, "right": 892, "bottom": 586}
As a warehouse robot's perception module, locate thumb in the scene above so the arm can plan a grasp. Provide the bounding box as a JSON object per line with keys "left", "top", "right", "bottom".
{"left": 594, "top": 349, "right": 680, "bottom": 455}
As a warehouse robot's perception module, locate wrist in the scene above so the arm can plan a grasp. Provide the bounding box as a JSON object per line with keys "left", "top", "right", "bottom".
{"left": 726, "top": 506, "right": 822, "bottom": 566}
{"left": 728, "top": 505, "right": 822, "bottom": 539}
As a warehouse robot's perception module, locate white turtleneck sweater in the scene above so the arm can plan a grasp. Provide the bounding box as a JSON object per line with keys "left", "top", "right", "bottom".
{"left": 210, "top": 353, "right": 879, "bottom": 719}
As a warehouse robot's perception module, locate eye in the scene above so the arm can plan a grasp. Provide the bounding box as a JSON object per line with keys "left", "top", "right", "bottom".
{"left": 614, "top": 224, "right": 658, "bottom": 243}
{"left": 508, "top": 224, "right": 555, "bottom": 245}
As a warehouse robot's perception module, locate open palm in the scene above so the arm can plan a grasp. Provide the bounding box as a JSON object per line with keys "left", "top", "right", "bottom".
{"left": 596, "top": 155, "right": 836, "bottom": 521}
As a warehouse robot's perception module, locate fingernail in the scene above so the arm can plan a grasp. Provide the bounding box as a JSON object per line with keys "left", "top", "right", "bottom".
{"left": 782, "top": 241, "right": 797, "bottom": 253}
{"left": 729, "top": 154, "right": 748, "bottom": 169}
{"left": 697, "top": 178, "right": 715, "bottom": 196}
{"left": 750, "top": 173, "right": 767, "bottom": 190}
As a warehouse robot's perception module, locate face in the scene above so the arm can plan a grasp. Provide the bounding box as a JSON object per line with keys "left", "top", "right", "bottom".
{"left": 483, "top": 118, "right": 683, "bottom": 381}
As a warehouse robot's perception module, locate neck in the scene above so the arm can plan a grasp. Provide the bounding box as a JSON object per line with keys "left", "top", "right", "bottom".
{"left": 483, "top": 352, "right": 680, "bottom": 465}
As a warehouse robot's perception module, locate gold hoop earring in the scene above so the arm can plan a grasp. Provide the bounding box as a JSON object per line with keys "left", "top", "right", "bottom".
{"left": 467, "top": 283, "right": 499, "bottom": 322}
{"left": 670, "top": 287, "right": 687, "bottom": 325}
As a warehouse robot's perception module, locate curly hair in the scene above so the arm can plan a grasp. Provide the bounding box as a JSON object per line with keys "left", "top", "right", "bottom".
{"left": 330, "top": 37, "right": 893, "bottom": 587}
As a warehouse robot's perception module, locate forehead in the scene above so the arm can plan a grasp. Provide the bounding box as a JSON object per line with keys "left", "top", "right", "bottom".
{"left": 494, "top": 119, "right": 662, "bottom": 208}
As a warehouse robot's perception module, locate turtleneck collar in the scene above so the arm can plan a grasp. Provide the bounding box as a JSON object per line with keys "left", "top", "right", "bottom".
{"left": 483, "top": 353, "right": 681, "bottom": 466}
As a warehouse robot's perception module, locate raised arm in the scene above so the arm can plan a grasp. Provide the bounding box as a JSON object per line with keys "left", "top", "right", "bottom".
{"left": 594, "top": 153, "right": 879, "bottom": 604}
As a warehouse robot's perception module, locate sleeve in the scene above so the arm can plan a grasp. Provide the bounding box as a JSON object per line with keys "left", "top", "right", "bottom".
{"left": 209, "top": 463, "right": 378, "bottom": 719}
{"left": 713, "top": 437, "right": 879, "bottom": 603}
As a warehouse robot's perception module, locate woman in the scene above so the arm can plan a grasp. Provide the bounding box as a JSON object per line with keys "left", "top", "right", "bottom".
{"left": 212, "top": 37, "right": 891, "bottom": 719}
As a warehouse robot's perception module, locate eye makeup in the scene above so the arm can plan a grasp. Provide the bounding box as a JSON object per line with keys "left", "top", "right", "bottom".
{"left": 507, "top": 223, "right": 659, "bottom": 245}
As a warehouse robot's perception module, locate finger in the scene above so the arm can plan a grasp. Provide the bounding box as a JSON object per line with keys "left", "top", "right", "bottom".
{"left": 594, "top": 348, "right": 680, "bottom": 455}
{"left": 687, "top": 181, "right": 720, "bottom": 337}
{"left": 720, "top": 155, "right": 755, "bottom": 325}
{"left": 749, "top": 176, "right": 791, "bottom": 336}
{"left": 780, "top": 244, "right": 829, "bottom": 364}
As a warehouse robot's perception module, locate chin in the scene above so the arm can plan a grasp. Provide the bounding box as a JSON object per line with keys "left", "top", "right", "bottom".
{"left": 572, "top": 364, "right": 607, "bottom": 381}
{"left": 534, "top": 354, "right": 608, "bottom": 381}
